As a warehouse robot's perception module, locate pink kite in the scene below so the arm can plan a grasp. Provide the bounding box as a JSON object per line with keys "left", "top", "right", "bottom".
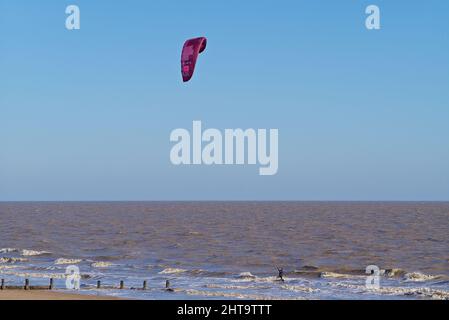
{"left": 181, "top": 37, "right": 207, "bottom": 82}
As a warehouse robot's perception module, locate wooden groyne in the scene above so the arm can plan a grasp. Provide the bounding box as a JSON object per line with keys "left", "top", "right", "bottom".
{"left": 0, "top": 278, "right": 158, "bottom": 291}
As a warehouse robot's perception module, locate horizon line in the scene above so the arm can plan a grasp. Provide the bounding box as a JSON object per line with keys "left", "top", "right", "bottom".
{"left": 1, "top": 200, "right": 448, "bottom": 203}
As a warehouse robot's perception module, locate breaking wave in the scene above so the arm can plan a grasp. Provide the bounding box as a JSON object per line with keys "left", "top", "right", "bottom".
{"left": 0, "top": 270, "right": 67, "bottom": 279}
{"left": 0, "top": 248, "right": 19, "bottom": 253}
{"left": 231, "top": 272, "right": 282, "bottom": 283}
{"left": 21, "top": 249, "right": 51, "bottom": 256}
{"left": 184, "top": 289, "right": 304, "bottom": 300}
{"left": 320, "top": 271, "right": 365, "bottom": 279}
{"left": 404, "top": 272, "right": 442, "bottom": 282}
{"left": 0, "top": 265, "right": 20, "bottom": 270}
{"left": 0, "top": 257, "right": 28, "bottom": 263}
{"left": 281, "top": 284, "right": 319, "bottom": 293}
{"left": 237, "top": 272, "right": 256, "bottom": 279}
{"left": 383, "top": 268, "right": 407, "bottom": 278}
{"left": 54, "top": 258, "right": 83, "bottom": 265}
{"left": 319, "top": 268, "right": 445, "bottom": 284}
{"left": 330, "top": 282, "right": 449, "bottom": 300}
{"left": 159, "top": 268, "right": 187, "bottom": 274}
{"left": 204, "top": 283, "right": 263, "bottom": 290}
{"left": 91, "top": 261, "right": 114, "bottom": 268}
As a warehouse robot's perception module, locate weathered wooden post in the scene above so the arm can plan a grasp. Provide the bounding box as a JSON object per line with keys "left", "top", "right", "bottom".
{"left": 165, "top": 280, "right": 174, "bottom": 292}
{"left": 119, "top": 280, "right": 124, "bottom": 289}
{"left": 97, "top": 280, "right": 101, "bottom": 289}
{"left": 1, "top": 279, "right": 4, "bottom": 290}
{"left": 49, "top": 278, "right": 54, "bottom": 290}
{"left": 24, "top": 279, "right": 30, "bottom": 290}
{"left": 143, "top": 280, "right": 147, "bottom": 290}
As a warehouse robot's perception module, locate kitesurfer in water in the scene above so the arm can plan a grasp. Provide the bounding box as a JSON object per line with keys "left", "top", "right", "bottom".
{"left": 277, "top": 267, "right": 285, "bottom": 282}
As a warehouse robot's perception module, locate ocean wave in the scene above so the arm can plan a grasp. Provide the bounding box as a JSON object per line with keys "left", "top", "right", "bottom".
{"left": 0, "top": 270, "right": 66, "bottom": 279}
{"left": 296, "top": 267, "right": 409, "bottom": 280}
{"left": 382, "top": 268, "right": 406, "bottom": 278}
{"left": 184, "top": 289, "right": 304, "bottom": 300}
{"left": 187, "top": 231, "right": 202, "bottom": 236}
{"left": 319, "top": 268, "right": 443, "bottom": 284}
{"left": 159, "top": 268, "right": 187, "bottom": 274}
{"left": 0, "top": 248, "right": 19, "bottom": 253}
{"left": 231, "top": 273, "right": 281, "bottom": 283}
{"left": 281, "top": 284, "right": 319, "bottom": 293}
{"left": 188, "top": 269, "right": 229, "bottom": 277}
{"left": 21, "top": 249, "right": 51, "bottom": 256}
{"left": 330, "top": 282, "right": 449, "bottom": 300}
{"left": 54, "top": 258, "right": 83, "bottom": 265}
{"left": 0, "top": 257, "right": 28, "bottom": 264}
{"left": 320, "top": 271, "right": 365, "bottom": 279}
{"left": 293, "top": 266, "right": 322, "bottom": 278}
{"left": 404, "top": 272, "right": 442, "bottom": 282}
{"left": 91, "top": 261, "right": 114, "bottom": 268}
{"left": 0, "top": 265, "right": 20, "bottom": 270}
{"left": 237, "top": 272, "right": 256, "bottom": 279}
{"left": 204, "top": 283, "right": 269, "bottom": 290}
{"left": 250, "top": 276, "right": 282, "bottom": 283}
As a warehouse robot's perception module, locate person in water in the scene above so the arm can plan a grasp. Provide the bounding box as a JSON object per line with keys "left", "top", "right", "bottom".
{"left": 277, "top": 267, "right": 285, "bottom": 282}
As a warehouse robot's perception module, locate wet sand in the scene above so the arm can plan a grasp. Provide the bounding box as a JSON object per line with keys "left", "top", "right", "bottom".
{"left": 0, "top": 290, "right": 124, "bottom": 300}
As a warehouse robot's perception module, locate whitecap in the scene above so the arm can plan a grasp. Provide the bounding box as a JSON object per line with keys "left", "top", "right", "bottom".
{"left": 0, "top": 248, "right": 18, "bottom": 253}
{"left": 231, "top": 274, "right": 280, "bottom": 283}
{"left": 0, "top": 257, "right": 28, "bottom": 264}
{"left": 54, "top": 258, "right": 83, "bottom": 265}
{"left": 320, "top": 271, "right": 365, "bottom": 279}
{"left": 329, "top": 282, "right": 449, "bottom": 300}
{"left": 404, "top": 272, "right": 441, "bottom": 282}
{"left": 205, "top": 284, "right": 261, "bottom": 290}
{"left": 281, "top": 284, "right": 319, "bottom": 293}
{"left": 185, "top": 289, "right": 304, "bottom": 300}
{"left": 21, "top": 249, "right": 51, "bottom": 256}
{"left": 91, "top": 261, "right": 113, "bottom": 268}
{"left": 158, "top": 268, "right": 187, "bottom": 274}
{"left": 0, "top": 270, "right": 66, "bottom": 279}
{"left": 238, "top": 271, "right": 256, "bottom": 278}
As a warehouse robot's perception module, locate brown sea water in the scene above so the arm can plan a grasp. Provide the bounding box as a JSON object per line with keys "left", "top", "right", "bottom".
{"left": 1, "top": 202, "right": 448, "bottom": 299}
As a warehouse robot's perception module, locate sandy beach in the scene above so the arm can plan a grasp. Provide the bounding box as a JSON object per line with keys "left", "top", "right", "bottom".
{"left": 0, "top": 290, "right": 124, "bottom": 300}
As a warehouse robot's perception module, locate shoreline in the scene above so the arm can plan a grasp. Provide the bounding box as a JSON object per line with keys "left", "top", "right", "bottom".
{"left": 0, "top": 290, "right": 125, "bottom": 300}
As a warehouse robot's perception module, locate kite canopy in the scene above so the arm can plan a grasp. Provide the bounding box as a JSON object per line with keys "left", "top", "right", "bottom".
{"left": 181, "top": 37, "right": 207, "bottom": 82}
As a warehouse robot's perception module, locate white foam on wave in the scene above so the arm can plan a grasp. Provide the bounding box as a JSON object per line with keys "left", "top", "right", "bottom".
{"left": 231, "top": 273, "right": 281, "bottom": 283}
{"left": 21, "top": 249, "right": 51, "bottom": 256}
{"left": 321, "top": 269, "right": 442, "bottom": 283}
{"left": 0, "top": 269, "right": 66, "bottom": 279}
{"left": 329, "top": 282, "right": 449, "bottom": 300}
{"left": 54, "top": 258, "right": 83, "bottom": 265}
{"left": 204, "top": 283, "right": 266, "bottom": 290}
{"left": 0, "top": 257, "right": 28, "bottom": 264}
{"left": 0, "top": 248, "right": 19, "bottom": 253}
{"left": 281, "top": 284, "right": 319, "bottom": 293}
{"left": 404, "top": 272, "right": 441, "bottom": 282}
{"left": 382, "top": 268, "right": 406, "bottom": 277}
{"left": 158, "top": 268, "right": 187, "bottom": 274}
{"left": 184, "top": 289, "right": 304, "bottom": 300}
{"left": 320, "top": 271, "right": 365, "bottom": 279}
{"left": 0, "top": 265, "right": 20, "bottom": 270}
{"left": 238, "top": 272, "right": 256, "bottom": 278}
{"left": 91, "top": 261, "right": 113, "bottom": 268}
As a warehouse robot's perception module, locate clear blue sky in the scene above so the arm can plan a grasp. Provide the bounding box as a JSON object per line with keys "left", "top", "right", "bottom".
{"left": 1, "top": 0, "right": 448, "bottom": 201}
